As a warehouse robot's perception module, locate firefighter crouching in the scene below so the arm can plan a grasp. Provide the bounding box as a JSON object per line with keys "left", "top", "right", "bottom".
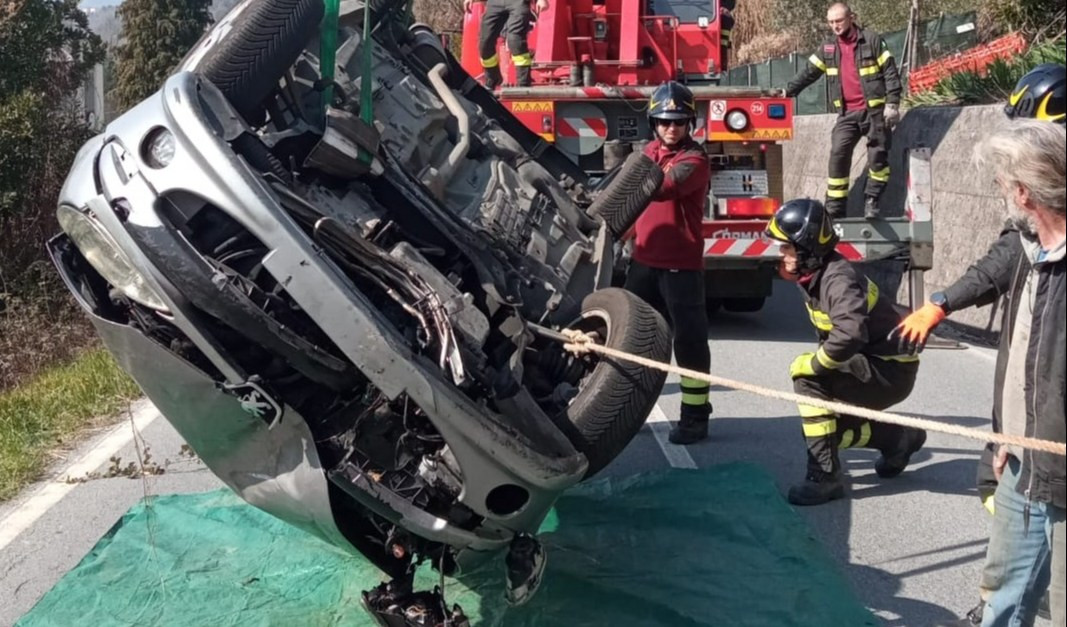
{"left": 766, "top": 199, "right": 926, "bottom": 506}
{"left": 783, "top": 2, "right": 901, "bottom": 220}
{"left": 464, "top": 0, "right": 547, "bottom": 89}
{"left": 625, "top": 81, "right": 713, "bottom": 445}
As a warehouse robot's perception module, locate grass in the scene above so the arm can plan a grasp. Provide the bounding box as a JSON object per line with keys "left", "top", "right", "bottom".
{"left": 906, "top": 38, "right": 1067, "bottom": 107}
{"left": 0, "top": 347, "right": 141, "bottom": 501}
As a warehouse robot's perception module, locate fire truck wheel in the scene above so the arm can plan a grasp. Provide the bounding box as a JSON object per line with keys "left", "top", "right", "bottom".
{"left": 587, "top": 152, "right": 663, "bottom": 239}
{"left": 723, "top": 297, "right": 766, "bottom": 313}
{"left": 560, "top": 288, "right": 671, "bottom": 478}
{"left": 180, "top": 0, "right": 324, "bottom": 122}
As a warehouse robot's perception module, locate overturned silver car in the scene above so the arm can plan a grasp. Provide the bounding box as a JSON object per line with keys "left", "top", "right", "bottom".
{"left": 49, "top": 0, "right": 670, "bottom": 623}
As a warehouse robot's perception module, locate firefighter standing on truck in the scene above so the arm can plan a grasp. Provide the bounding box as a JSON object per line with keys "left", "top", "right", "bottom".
{"left": 765, "top": 198, "right": 926, "bottom": 505}
{"left": 464, "top": 0, "right": 547, "bottom": 89}
{"left": 784, "top": 2, "right": 902, "bottom": 220}
{"left": 625, "top": 81, "right": 713, "bottom": 446}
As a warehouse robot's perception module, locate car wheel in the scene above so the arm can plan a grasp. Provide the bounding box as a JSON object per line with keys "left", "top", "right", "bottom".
{"left": 561, "top": 288, "right": 671, "bottom": 477}
{"left": 586, "top": 152, "right": 663, "bottom": 238}
{"left": 723, "top": 297, "right": 766, "bottom": 313}
{"left": 179, "top": 0, "right": 325, "bottom": 121}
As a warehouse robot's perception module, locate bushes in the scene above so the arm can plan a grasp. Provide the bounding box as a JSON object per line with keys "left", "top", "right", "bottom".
{"left": 906, "top": 39, "right": 1066, "bottom": 107}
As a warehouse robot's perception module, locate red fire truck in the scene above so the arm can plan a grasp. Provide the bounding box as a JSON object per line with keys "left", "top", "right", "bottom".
{"left": 460, "top": 0, "right": 794, "bottom": 311}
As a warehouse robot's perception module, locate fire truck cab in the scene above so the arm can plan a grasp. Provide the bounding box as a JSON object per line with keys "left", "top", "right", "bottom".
{"left": 460, "top": 0, "right": 794, "bottom": 312}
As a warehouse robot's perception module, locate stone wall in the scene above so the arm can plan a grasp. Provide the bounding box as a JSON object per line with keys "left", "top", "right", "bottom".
{"left": 784, "top": 105, "right": 1011, "bottom": 336}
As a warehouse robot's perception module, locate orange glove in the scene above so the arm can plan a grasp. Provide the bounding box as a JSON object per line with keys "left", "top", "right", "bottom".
{"left": 889, "top": 303, "right": 946, "bottom": 354}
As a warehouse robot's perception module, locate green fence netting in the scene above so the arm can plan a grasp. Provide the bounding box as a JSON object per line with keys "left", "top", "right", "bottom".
{"left": 18, "top": 463, "right": 877, "bottom": 627}
{"left": 725, "top": 11, "right": 979, "bottom": 114}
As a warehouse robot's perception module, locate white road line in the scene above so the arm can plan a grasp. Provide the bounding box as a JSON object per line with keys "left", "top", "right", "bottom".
{"left": 647, "top": 403, "right": 697, "bottom": 469}
{"left": 965, "top": 345, "right": 998, "bottom": 363}
{"left": 0, "top": 400, "right": 158, "bottom": 552}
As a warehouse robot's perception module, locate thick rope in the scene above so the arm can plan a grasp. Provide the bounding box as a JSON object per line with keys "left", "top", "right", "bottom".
{"left": 559, "top": 329, "right": 1067, "bottom": 457}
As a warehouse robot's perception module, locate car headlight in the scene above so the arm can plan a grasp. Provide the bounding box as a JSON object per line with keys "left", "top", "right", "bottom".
{"left": 142, "top": 127, "right": 176, "bottom": 169}
{"left": 725, "top": 109, "right": 749, "bottom": 131}
{"left": 57, "top": 204, "right": 170, "bottom": 312}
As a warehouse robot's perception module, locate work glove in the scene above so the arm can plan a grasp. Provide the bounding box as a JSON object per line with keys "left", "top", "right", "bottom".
{"left": 884, "top": 103, "right": 901, "bottom": 129}
{"left": 789, "top": 353, "right": 818, "bottom": 379}
{"left": 888, "top": 302, "right": 946, "bottom": 355}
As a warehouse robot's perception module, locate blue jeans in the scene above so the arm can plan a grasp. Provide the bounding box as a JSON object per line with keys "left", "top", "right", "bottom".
{"left": 980, "top": 456, "right": 1052, "bottom": 627}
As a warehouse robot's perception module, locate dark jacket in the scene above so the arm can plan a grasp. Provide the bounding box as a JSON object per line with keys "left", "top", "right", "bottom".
{"left": 799, "top": 252, "right": 915, "bottom": 371}
{"left": 943, "top": 227, "right": 1067, "bottom": 509}
{"left": 785, "top": 27, "right": 902, "bottom": 115}
{"left": 632, "top": 137, "right": 710, "bottom": 271}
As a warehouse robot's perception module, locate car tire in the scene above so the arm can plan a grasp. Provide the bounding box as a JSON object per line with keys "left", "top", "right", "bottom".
{"left": 586, "top": 152, "right": 663, "bottom": 238}
{"left": 723, "top": 297, "right": 766, "bottom": 313}
{"left": 180, "top": 0, "right": 324, "bottom": 121}
{"left": 561, "top": 288, "right": 671, "bottom": 477}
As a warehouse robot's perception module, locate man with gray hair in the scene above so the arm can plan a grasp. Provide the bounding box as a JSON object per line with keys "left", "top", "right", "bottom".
{"left": 897, "top": 119, "right": 1065, "bottom": 626}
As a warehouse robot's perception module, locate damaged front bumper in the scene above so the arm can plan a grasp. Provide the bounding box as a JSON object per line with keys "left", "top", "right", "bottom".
{"left": 51, "top": 71, "right": 589, "bottom": 571}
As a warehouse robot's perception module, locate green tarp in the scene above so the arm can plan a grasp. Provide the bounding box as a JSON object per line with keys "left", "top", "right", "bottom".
{"left": 18, "top": 463, "right": 876, "bottom": 627}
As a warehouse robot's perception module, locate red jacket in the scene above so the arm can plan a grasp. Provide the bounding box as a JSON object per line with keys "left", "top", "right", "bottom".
{"left": 633, "top": 138, "right": 711, "bottom": 271}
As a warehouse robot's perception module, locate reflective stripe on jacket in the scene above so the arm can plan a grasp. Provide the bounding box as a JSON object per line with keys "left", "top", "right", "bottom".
{"left": 798, "top": 253, "right": 915, "bottom": 370}
{"left": 786, "top": 27, "right": 902, "bottom": 114}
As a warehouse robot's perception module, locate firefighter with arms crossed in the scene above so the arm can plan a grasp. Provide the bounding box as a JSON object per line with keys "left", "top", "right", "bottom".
{"left": 784, "top": 2, "right": 902, "bottom": 219}
{"left": 626, "top": 81, "right": 713, "bottom": 445}
{"left": 766, "top": 199, "right": 926, "bottom": 505}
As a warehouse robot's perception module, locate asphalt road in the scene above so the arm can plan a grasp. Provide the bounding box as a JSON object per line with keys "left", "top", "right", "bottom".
{"left": 0, "top": 284, "right": 1049, "bottom": 626}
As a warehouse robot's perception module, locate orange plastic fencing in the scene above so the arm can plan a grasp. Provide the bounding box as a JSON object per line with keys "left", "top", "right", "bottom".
{"left": 908, "top": 32, "right": 1028, "bottom": 94}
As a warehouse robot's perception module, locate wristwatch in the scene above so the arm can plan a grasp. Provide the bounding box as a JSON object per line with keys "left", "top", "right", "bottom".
{"left": 930, "top": 291, "right": 949, "bottom": 312}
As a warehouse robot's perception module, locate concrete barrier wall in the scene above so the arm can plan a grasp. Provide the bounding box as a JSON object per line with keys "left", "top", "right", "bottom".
{"left": 783, "top": 105, "right": 1011, "bottom": 335}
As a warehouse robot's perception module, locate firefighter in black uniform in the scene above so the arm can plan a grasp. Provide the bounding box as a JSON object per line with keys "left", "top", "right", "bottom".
{"left": 765, "top": 198, "right": 927, "bottom": 505}
{"left": 784, "top": 3, "right": 901, "bottom": 219}
{"left": 464, "top": 0, "right": 548, "bottom": 89}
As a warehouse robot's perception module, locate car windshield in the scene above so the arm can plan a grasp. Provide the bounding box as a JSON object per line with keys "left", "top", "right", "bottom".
{"left": 652, "top": 0, "right": 716, "bottom": 23}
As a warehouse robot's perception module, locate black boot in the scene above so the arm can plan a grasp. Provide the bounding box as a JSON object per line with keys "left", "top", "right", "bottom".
{"left": 669, "top": 403, "right": 711, "bottom": 445}
{"left": 515, "top": 65, "right": 532, "bottom": 87}
{"left": 788, "top": 469, "right": 845, "bottom": 506}
{"left": 875, "top": 427, "right": 926, "bottom": 478}
{"left": 864, "top": 196, "right": 881, "bottom": 219}
{"left": 483, "top": 66, "right": 503, "bottom": 90}
{"left": 825, "top": 200, "right": 846, "bottom": 219}
{"left": 504, "top": 533, "right": 546, "bottom": 607}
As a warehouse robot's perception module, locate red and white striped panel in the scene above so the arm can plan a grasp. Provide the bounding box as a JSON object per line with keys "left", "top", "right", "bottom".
{"left": 693, "top": 116, "right": 706, "bottom": 142}
{"left": 836, "top": 242, "right": 863, "bottom": 260}
{"left": 703, "top": 239, "right": 866, "bottom": 260}
{"left": 557, "top": 117, "right": 607, "bottom": 138}
{"left": 704, "top": 238, "right": 779, "bottom": 258}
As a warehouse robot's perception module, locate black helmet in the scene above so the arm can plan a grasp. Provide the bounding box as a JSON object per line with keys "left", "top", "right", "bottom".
{"left": 1004, "top": 63, "right": 1065, "bottom": 125}
{"left": 648, "top": 81, "right": 697, "bottom": 122}
{"left": 765, "top": 198, "right": 839, "bottom": 272}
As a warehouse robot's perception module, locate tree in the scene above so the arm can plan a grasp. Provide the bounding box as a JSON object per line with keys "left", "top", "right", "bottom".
{"left": 0, "top": 0, "right": 104, "bottom": 249}
{"left": 112, "top": 0, "right": 212, "bottom": 111}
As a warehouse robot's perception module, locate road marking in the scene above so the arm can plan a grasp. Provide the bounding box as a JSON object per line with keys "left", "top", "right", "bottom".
{"left": 965, "top": 345, "right": 998, "bottom": 363}
{"left": 647, "top": 403, "right": 697, "bottom": 469}
{"left": 0, "top": 400, "right": 158, "bottom": 552}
